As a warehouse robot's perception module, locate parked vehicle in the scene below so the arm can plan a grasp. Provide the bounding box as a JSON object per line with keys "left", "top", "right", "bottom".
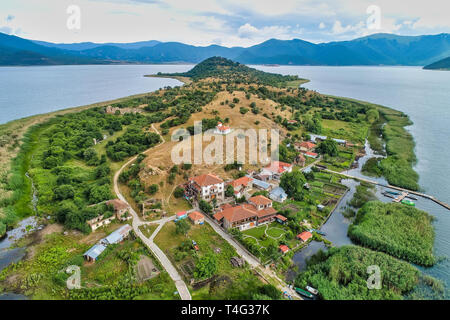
{"left": 306, "top": 286, "right": 318, "bottom": 295}
{"left": 295, "top": 287, "right": 314, "bottom": 299}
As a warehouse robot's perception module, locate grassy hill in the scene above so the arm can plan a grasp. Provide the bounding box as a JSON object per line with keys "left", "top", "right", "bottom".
{"left": 157, "top": 56, "right": 306, "bottom": 87}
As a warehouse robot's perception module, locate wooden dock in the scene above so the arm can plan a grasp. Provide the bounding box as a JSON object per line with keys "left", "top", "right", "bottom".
{"left": 323, "top": 169, "right": 450, "bottom": 211}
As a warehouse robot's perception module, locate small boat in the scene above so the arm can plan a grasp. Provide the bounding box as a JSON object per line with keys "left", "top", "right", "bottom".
{"left": 385, "top": 190, "right": 401, "bottom": 196}
{"left": 306, "top": 286, "right": 318, "bottom": 295}
{"left": 401, "top": 199, "right": 415, "bottom": 207}
{"left": 309, "top": 229, "right": 326, "bottom": 236}
{"left": 295, "top": 287, "right": 315, "bottom": 299}
{"left": 405, "top": 195, "right": 418, "bottom": 201}
{"left": 382, "top": 192, "right": 395, "bottom": 199}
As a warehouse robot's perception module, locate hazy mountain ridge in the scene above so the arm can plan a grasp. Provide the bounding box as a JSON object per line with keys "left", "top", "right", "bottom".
{"left": 1, "top": 32, "right": 450, "bottom": 66}
{"left": 424, "top": 56, "right": 450, "bottom": 70}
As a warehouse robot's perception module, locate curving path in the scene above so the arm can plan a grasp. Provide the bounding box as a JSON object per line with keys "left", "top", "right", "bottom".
{"left": 113, "top": 126, "right": 191, "bottom": 300}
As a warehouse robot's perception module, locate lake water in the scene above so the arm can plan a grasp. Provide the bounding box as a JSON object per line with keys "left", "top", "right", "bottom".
{"left": 255, "top": 65, "right": 450, "bottom": 295}
{"left": 0, "top": 65, "right": 192, "bottom": 124}
{"left": 0, "top": 64, "right": 449, "bottom": 297}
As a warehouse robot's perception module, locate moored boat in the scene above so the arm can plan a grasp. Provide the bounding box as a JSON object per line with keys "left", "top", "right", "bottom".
{"left": 306, "top": 286, "right": 318, "bottom": 295}
{"left": 295, "top": 287, "right": 315, "bottom": 299}
{"left": 401, "top": 199, "right": 415, "bottom": 206}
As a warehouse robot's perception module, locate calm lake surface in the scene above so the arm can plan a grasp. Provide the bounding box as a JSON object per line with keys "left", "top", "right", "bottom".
{"left": 256, "top": 65, "right": 450, "bottom": 295}
{"left": 0, "top": 64, "right": 449, "bottom": 295}
{"left": 0, "top": 65, "right": 192, "bottom": 124}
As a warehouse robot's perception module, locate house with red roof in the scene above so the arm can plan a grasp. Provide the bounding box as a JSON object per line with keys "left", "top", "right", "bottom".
{"left": 229, "top": 176, "right": 253, "bottom": 198}
{"left": 295, "top": 141, "right": 317, "bottom": 153}
{"left": 261, "top": 161, "right": 293, "bottom": 180}
{"left": 214, "top": 195, "right": 277, "bottom": 230}
{"left": 188, "top": 211, "right": 205, "bottom": 225}
{"left": 184, "top": 173, "right": 225, "bottom": 202}
{"left": 214, "top": 122, "right": 232, "bottom": 135}
{"left": 297, "top": 231, "right": 313, "bottom": 242}
{"left": 279, "top": 245, "right": 290, "bottom": 254}
{"left": 176, "top": 211, "right": 188, "bottom": 221}
{"left": 305, "top": 152, "right": 318, "bottom": 159}
{"left": 275, "top": 214, "right": 288, "bottom": 225}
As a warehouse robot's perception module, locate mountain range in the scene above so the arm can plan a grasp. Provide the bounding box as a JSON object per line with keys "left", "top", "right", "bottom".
{"left": 1, "top": 32, "right": 450, "bottom": 67}
{"left": 423, "top": 56, "right": 450, "bottom": 70}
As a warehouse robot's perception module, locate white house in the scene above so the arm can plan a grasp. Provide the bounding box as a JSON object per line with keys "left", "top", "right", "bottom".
{"left": 260, "top": 161, "right": 293, "bottom": 180}
{"left": 185, "top": 173, "right": 225, "bottom": 202}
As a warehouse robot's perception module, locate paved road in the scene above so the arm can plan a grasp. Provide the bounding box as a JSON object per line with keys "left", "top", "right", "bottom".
{"left": 113, "top": 131, "right": 191, "bottom": 300}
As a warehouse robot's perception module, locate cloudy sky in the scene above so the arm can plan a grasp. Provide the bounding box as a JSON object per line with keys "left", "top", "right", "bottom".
{"left": 1, "top": 0, "right": 449, "bottom": 46}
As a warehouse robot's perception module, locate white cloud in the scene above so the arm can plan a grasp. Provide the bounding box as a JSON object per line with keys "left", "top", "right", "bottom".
{"left": 319, "top": 22, "right": 326, "bottom": 29}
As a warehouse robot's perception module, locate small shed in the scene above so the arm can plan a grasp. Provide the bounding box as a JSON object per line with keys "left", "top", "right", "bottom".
{"left": 103, "top": 224, "right": 132, "bottom": 245}
{"left": 83, "top": 243, "right": 107, "bottom": 262}
{"left": 279, "top": 245, "right": 290, "bottom": 254}
{"left": 275, "top": 214, "right": 288, "bottom": 225}
{"left": 317, "top": 204, "right": 325, "bottom": 211}
{"left": 176, "top": 211, "right": 188, "bottom": 221}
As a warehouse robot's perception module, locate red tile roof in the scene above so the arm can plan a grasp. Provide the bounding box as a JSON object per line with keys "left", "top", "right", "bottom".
{"left": 305, "top": 152, "right": 318, "bottom": 157}
{"left": 297, "top": 231, "right": 313, "bottom": 242}
{"left": 188, "top": 211, "right": 204, "bottom": 221}
{"left": 230, "top": 176, "right": 253, "bottom": 188}
{"left": 298, "top": 141, "right": 316, "bottom": 149}
{"left": 276, "top": 214, "right": 287, "bottom": 222}
{"left": 279, "top": 245, "right": 290, "bottom": 253}
{"left": 264, "top": 161, "right": 292, "bottom": 174}
{"left": 220, "top": 205, "right": 258, "bottom": 223}
{"left": 249, "top": 195, "right": 272, "bottom": 206}
{"left": 189, "top": 173, "right": 223, "bottom": 187}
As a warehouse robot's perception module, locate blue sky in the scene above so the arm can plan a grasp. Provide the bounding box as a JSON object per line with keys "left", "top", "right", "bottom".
{"left": 1, "top": 0, "right": 449, "bottom": 46}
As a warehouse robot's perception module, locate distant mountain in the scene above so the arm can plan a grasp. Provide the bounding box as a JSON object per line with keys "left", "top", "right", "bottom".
{"left": 32, "top": 39, "right": 161, "bottom": 51}
{"left": 423, "top": 56, "right": 450, "bottom": 70}
{"left": 0, "top": 33, "right": 111, "bottom": 65}
{"left": 1, "top": 32, "right": 450, "bottom": 66}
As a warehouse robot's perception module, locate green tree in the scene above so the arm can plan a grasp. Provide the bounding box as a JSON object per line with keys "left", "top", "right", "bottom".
{"left": 175, "top": 219, "right": 191, "bottom": 235}
{"left": 199, "top": 199, "right": 212, "bottom": 214}
{"left": 174, "top": 186, "right": 185, "bottom": 198}
{"left": 317, "top": 138, "right": 338, "bottom": 157}
{"left": 225, "top": 185, "right": 235, "bottom": 197}
{"left": 148, "top": 184, "right": 159, "bottom": 195}
{"left": 280, "top": 171, "right": 305, "bottom": 201}
{"left": 194, "top": 253, "right": 218, "bottom": 279}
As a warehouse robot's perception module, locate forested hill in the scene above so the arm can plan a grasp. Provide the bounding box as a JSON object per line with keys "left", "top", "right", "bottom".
{"left": 423, "top": 56, "right": 450, "bottom": 70}
{"left": 159, "top": 56, "right": 303, "bottom": 87}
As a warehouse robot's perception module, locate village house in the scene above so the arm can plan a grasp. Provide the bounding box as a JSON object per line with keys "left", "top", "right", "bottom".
{"left": 260, "top": 161, "right": 293, "bottom": 180}
{"left": 295, "top": 141, "right": 317, "bottom": 153}
{"left": 188, "top": 211, "right": 205, "bottom": 225}
{"left": 214, "top": 122, "right": 232, "bottom": 135}
{"left": 176, "top": 211, "right": 188, "bottom": 221}
{"left": 214, "top": 195, "right": 277, "bottom": 230}
{"left": 83, "top": 243, "right": 107, "bottom": 262}
{"left": 297, "top": 231, "right": 313, "bottom": 242}
{"left": 184, "top": 173, "right": 225, "bottom": 202}
{"left": 87, "top": 213, "right": 116, "bottom": 232}
{"left": 252, "top": 178, "right": 272, "bottom": 191}
{"left": 229, "top": 176, "right": 253, "bottom": 198}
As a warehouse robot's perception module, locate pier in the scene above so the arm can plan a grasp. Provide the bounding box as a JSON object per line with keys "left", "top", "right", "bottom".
{"left": 323, "top": 169, "right": 450, "bottom": 211}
